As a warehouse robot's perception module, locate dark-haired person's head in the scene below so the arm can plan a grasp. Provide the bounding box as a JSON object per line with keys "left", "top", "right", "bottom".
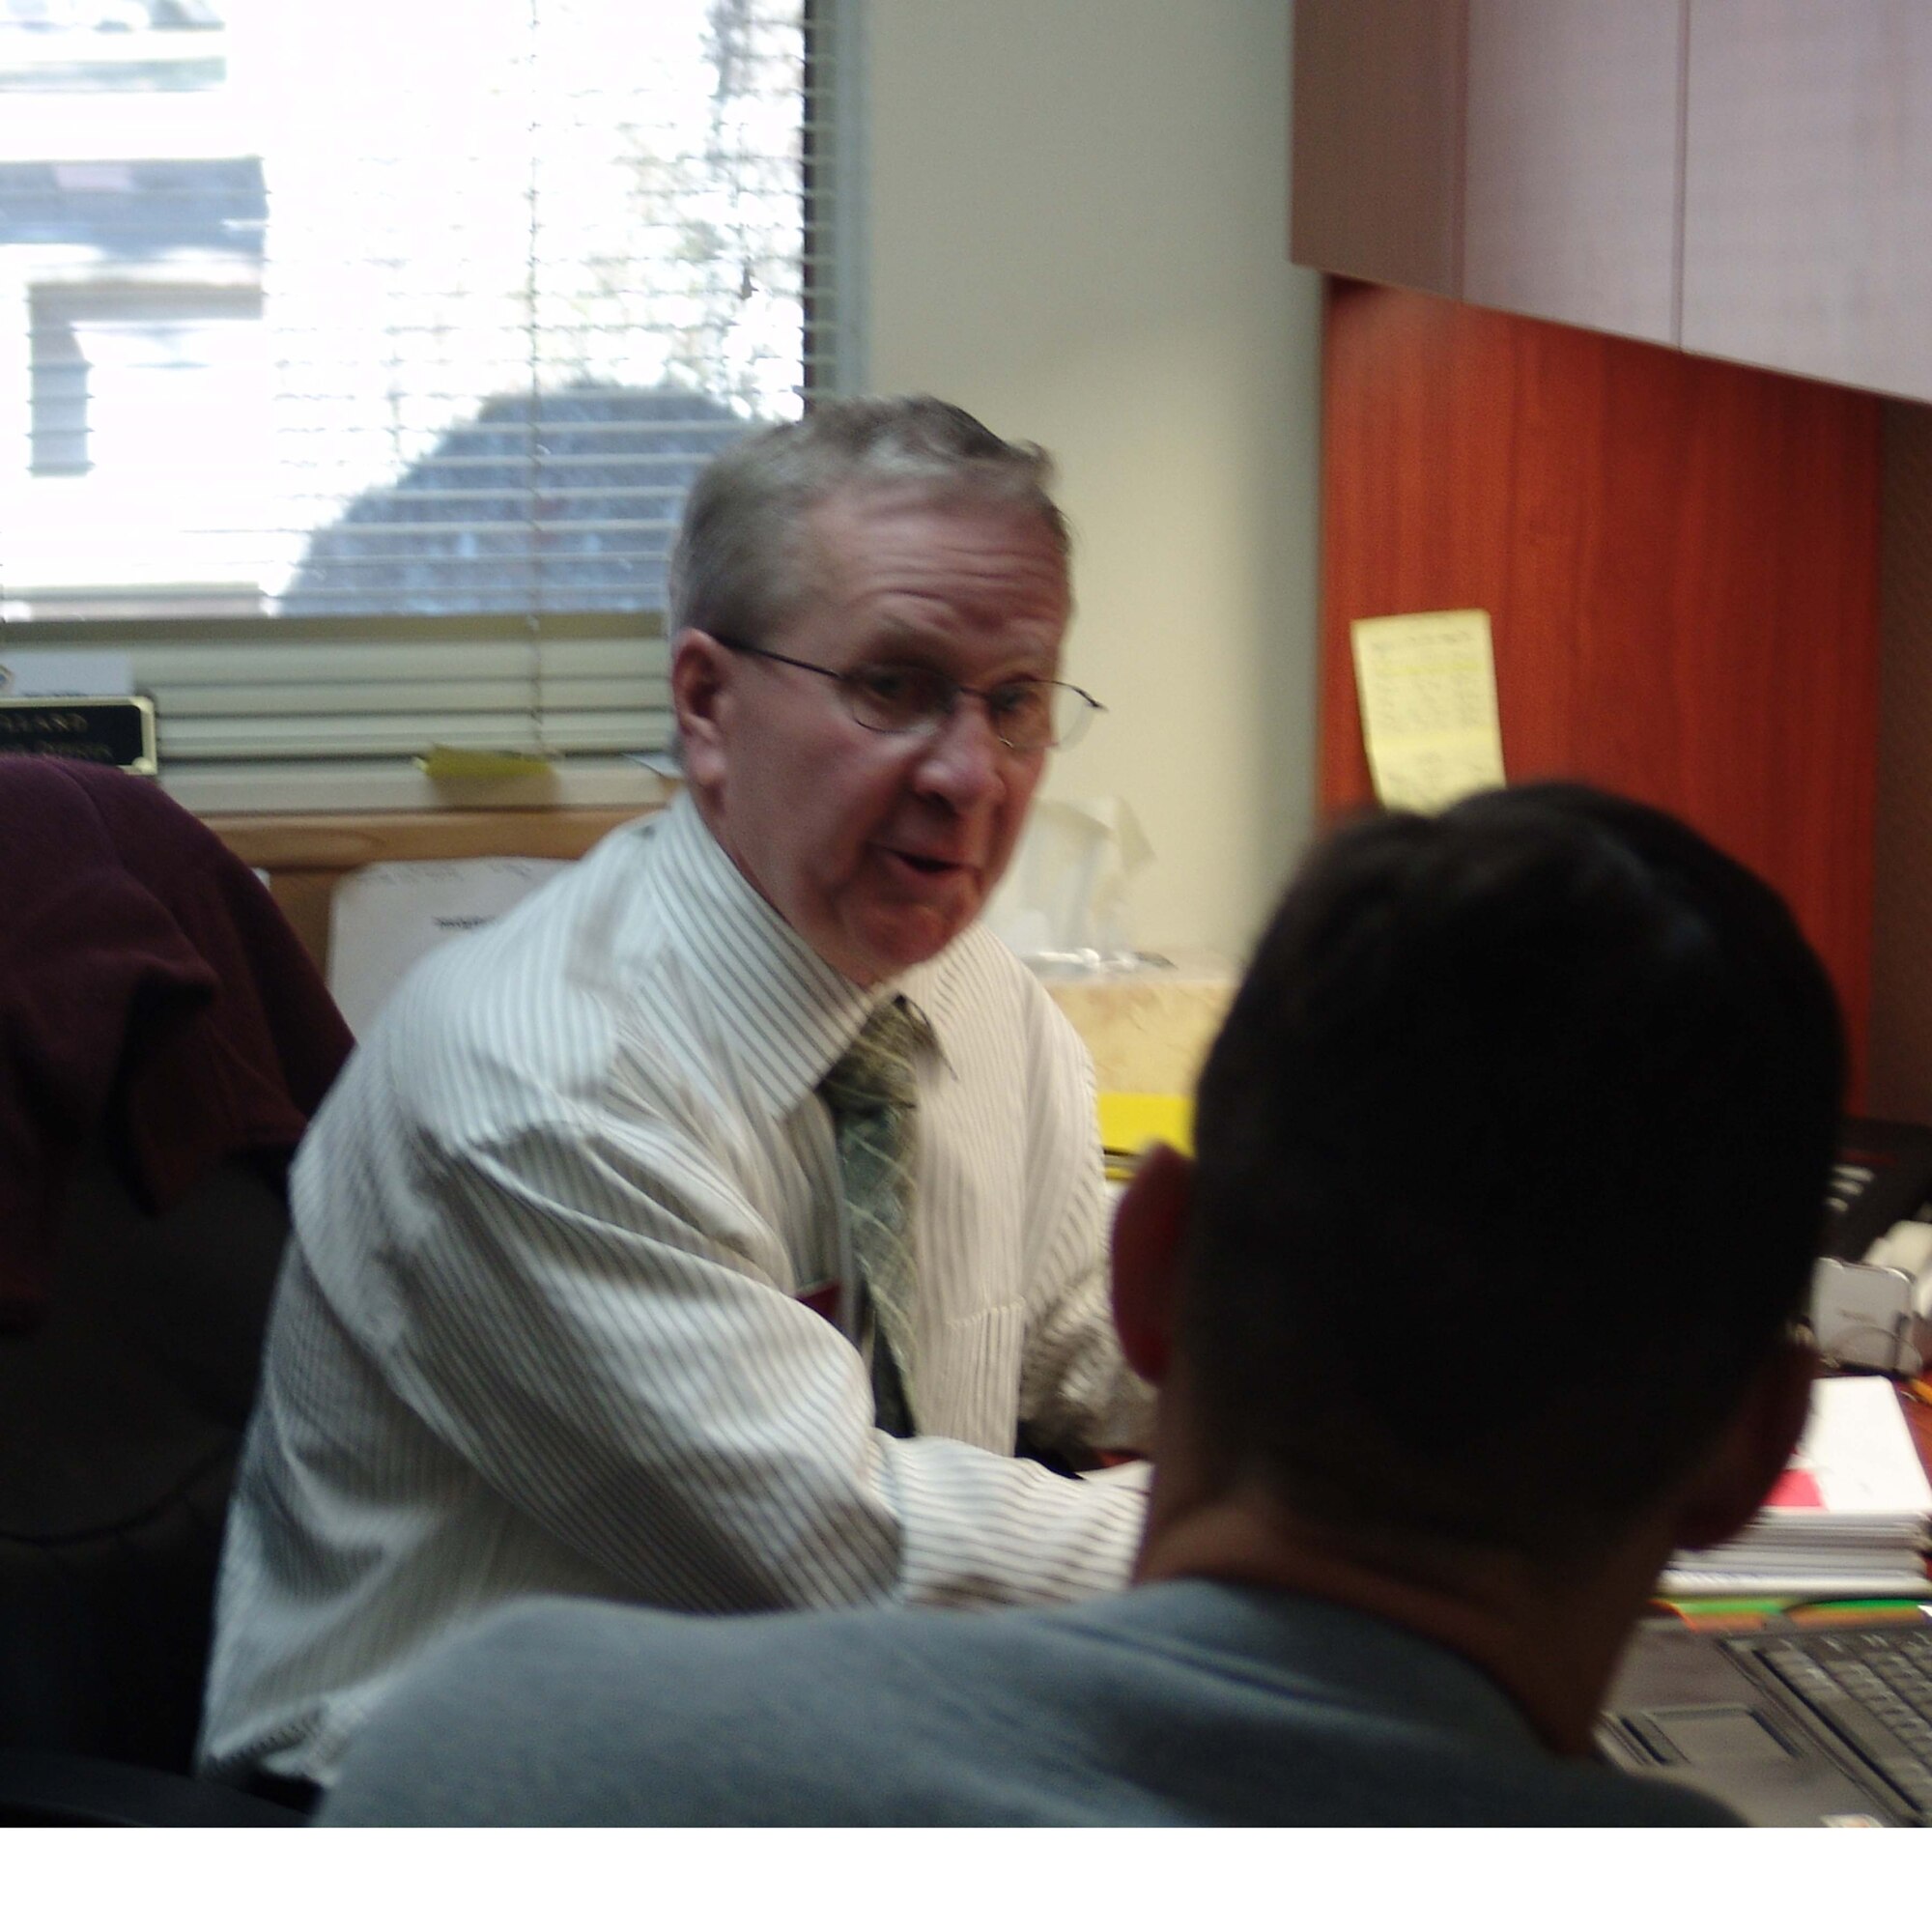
{"left": 1126, "top": 782, "right": 1843, "bottom": 1575}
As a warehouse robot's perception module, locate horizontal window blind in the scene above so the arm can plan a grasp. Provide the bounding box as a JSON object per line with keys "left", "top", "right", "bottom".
{"left": 15, "top": 613, "right": 669, "bottom": 762}
{"left": 0, "top": 0, "right": 856, "bottom": 792}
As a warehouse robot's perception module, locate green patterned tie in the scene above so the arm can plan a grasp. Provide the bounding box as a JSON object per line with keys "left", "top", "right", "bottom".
{"left": 819, "top": 997, "right": 924, "bottom": 1437}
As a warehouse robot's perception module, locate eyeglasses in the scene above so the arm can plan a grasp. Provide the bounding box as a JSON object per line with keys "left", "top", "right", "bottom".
{"left": 711, "top": 635, "right": 1104, "bottom": 753}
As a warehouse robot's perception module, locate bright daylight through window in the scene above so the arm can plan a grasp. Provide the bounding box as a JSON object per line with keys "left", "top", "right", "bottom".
{"left": 0, "top": 0, "right": 851, "bottom": 807}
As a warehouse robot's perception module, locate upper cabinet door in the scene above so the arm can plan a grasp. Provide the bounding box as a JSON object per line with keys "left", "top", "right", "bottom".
{"left": 1463, "top": 0, "right": 1684, "bottom": 345}
{"left": 1291, "top": 0, "right": 1466, "bottom": 298}
{"left": 1684, "top": 0, "right": 1932, "bottom": 398}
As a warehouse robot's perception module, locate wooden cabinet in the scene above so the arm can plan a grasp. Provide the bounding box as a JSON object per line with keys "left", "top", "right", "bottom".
{"left": 1317, "top": 282, "right": 1883, "bottom": 1088}
{"left": 1293, "top": 0, "right": 1681, "bottom": 340}
{"left": 1293, "top": 0, "right": 1932, "bottom": 402}
{"left": 1683, "top": 0, "right": 1932, "bottom": 399}
{"left": 1289, "top": 0, "right": 1464, "bottom": 298}
{"left": 1462, "top": 0, "right": 1681, "bottom": 343}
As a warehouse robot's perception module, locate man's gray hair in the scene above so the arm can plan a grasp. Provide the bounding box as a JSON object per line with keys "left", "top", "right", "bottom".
{"left": 667, "top": 395, "right": 1071, "bottom": 640}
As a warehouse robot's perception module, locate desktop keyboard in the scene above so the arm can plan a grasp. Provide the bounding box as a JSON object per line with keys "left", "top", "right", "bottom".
{"left": 1731, "top": 1627, "right": 1932, "bottom": 1819}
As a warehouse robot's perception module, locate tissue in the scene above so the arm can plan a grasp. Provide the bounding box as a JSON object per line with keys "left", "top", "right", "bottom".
{"left": 983, "top": 796, "right": 1152, "bottom": 968}
{"left": 985, "top": 799, "right": 1235, "bottom": 1098}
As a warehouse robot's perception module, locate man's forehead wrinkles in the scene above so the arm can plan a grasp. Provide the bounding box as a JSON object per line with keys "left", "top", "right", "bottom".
{"left": 789, "top": 494, "right": 1072, "bottom": 674}
{"left": 850, "top": 556, "right": 1065, "bottom": 610}
{"left": 865, "top": 596, "right": 1061, "bottom": 641}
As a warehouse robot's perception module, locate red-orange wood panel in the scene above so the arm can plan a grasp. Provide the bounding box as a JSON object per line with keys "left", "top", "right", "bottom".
{"left": 1319, "top": 281, "right": 1882, "bottom": 1091}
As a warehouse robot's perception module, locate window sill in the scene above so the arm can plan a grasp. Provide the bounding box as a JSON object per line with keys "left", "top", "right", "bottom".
{"left": 160, "top": 755, "right": 672, "bottom": 818}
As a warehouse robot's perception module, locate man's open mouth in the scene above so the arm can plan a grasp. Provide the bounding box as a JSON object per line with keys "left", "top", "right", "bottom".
{"left": 886, "top": 848, "right": 964, "bottom": 877}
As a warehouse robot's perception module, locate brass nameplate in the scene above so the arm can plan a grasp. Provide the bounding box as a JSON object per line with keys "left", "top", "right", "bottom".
{"left": 0, "top": 696, "right": 157, "bottom": 775}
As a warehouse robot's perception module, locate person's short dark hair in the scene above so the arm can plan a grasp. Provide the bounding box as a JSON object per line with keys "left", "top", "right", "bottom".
{"left": 667, "top": 394, "right": 1071, "bottom": 641}
{"left": 1182, "top": 781, "right": 1845, "bottom": 1561}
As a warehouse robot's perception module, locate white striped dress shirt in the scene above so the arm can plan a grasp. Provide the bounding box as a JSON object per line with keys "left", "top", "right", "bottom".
{"left": 198, "top": 792, "right": 1153, "bottom": 1785}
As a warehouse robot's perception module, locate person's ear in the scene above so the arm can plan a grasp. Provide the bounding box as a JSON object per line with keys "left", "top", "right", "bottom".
{"left": 1670, "top": 1334, "right": 1817, "bottom": 1552}
{"left": 670, "top": 630, "right": 732, "bottom": 796}
{"left": 1110, "top": 1141, "right": 1194, "bottom": 1386}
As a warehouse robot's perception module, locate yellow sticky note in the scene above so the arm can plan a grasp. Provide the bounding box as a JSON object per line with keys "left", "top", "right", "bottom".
{"left": 415, "top": 746, "right": 557, "bottom": 781}
{"left": 1350, "top": 609, "right": 1506, "bottom": 813}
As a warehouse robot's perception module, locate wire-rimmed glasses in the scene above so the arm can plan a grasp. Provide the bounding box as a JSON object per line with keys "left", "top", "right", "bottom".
{"left": 711, "top": 635, "right": 1104, "bottom": 753}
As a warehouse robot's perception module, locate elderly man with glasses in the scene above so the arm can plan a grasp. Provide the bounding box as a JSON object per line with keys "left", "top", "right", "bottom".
{"left": 199, "top": 397, "right": 1154, "bottom": 1806}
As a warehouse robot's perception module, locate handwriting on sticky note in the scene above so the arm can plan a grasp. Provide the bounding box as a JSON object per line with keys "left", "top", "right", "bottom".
{"left": 1350, "top": 610, "right": 1506, "bottom": 813}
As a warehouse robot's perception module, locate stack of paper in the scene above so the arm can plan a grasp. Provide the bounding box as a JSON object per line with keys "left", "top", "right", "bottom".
{"left": 1662, "top": 1376, "right": 1932, "bottom": 1598}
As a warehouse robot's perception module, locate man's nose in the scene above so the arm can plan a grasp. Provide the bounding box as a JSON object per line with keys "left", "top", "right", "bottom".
{"left": 911, "top": 696, "right": 1009, "bottom": 806}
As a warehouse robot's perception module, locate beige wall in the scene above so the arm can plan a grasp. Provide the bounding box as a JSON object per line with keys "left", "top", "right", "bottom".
{"left": 865, "top": 0, "right": 1322, "bottom": 960}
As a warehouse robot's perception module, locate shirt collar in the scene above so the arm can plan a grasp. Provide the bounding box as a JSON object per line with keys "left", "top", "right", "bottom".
{"left": 654, "top": 792, "right": 967, "bottom": 1118}
{"left": 1132, "top": 1581, "right": 1547, "bottom": 1754}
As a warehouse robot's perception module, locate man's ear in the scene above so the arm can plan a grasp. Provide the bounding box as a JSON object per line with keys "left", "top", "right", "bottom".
{"left": 1670, "top": 1336, "right": 1817, "bottom": 1552}
{"left": 1109, "top": 1141, "right": 1193, "bottom": 1386}
{"left": 670, "top": 630, "right": 731, "bottom": 796}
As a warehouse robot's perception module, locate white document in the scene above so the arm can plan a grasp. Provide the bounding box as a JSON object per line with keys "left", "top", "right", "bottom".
{"left": 1776, "top": 1375, "right": 1932, "bottom": 1518}
{"left": 328, "top": 856, "right": 573, "bottom": 1037}
{"left": 1658, "top": 1565, "right": 1932, "bottom": 1597}
{"left": 1661, "top": 1377, "right": 1932, "bottom": 1597}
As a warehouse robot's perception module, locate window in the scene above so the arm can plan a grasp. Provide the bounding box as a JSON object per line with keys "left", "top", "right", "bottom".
{"left": 0, "top": 0, "right": 862, "bottom": 809}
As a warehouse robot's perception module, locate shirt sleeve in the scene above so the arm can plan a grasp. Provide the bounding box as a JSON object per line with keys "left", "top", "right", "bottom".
{"left": 375, "top": 1109, "right": 1145, "bottom": 1614}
